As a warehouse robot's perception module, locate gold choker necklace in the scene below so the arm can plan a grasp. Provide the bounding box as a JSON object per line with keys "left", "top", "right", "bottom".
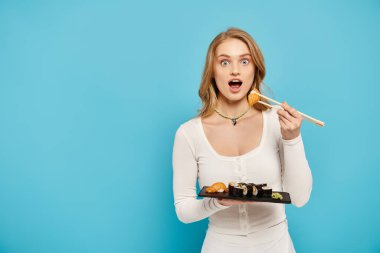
{"left": 214, "top": 107, "right": 250, "bottom": 126}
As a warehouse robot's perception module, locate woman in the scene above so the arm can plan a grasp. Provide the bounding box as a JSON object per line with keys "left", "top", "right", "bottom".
{"left": 172, "top": 27, "right": 312, "bottom": 253}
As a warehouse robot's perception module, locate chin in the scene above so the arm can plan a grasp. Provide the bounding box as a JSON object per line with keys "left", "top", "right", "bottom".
{"left": 218, "top": 87, "right": 250, "bottom": 102}
{"left": 225, "top": 94, "right": 248, "bottom": 103}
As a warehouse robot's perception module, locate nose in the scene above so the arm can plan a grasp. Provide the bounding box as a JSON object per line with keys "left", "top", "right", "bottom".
{"left": 231, "top": 62, "right": 240, "bottom": 76}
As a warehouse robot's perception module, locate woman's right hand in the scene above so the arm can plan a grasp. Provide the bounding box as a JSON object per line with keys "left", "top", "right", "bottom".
{"left": 217, "top": 198, "right": 252, "bottom": 206}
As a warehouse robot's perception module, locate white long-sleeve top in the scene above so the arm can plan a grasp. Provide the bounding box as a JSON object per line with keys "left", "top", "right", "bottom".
{"left": 172, "top": 108, "right": 312, "bottom": 236}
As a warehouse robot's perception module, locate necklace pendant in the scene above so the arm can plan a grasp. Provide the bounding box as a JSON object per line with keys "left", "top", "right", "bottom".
{"left": 232, "top": 119, "right": 237, "bottom": 126}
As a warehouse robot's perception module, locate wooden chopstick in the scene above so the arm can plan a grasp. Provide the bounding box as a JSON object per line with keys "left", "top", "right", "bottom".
{"left": 258, "top": 100, "right": 281, "bottom": 109}
{"left": 254, "top": 92, "right": 325, "bottom": 127}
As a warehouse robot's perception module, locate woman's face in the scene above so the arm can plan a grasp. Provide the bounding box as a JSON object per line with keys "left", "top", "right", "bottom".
{"left": 213, "top": 38, "right": 255, "bottom": 103}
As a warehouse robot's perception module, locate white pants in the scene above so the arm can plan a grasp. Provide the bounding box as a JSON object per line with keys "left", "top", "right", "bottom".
{"left": 201, "top": 220, "right": 296, "bottom": 253}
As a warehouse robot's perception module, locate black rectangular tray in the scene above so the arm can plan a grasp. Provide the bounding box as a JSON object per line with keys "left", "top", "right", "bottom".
{"left": 198, "top": 186, "right": 291, "bottom": 204}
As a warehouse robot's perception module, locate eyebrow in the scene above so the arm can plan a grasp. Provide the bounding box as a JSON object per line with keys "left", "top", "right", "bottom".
{"left": 217, "top": 53, "right": 251, "bottom": 58}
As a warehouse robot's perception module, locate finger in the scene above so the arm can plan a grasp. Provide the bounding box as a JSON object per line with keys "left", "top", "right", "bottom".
{"left": 220, "top": 199, "right": 250, "bottom": 206}
{"left": 227, "top": 199, "right": 248, "bottom": 204}
{"left": 281, "top": 115, "right": 302, "bottom": 131}
{"left": 281, "top": 102, "right": 299, "bottom": 118}
{"left": 278, "top": 111, "right": 293, "bottom": 125}
{"left": 279, "top": 115, "right": 295, "bottom": 130}
{"left": 277, "top": 109, "right": 296, "bottom": 121}
{"left": 278, "top": 108, "right": 302, "bottom": 128}
{"left": 217, "top": 199, "right": 230, "bottom": 206}
{"left": 277, "top": 108, "right": 295, "bottom": 122}
{"left": 278, "top": 117, "right": 286, "bottom": 129}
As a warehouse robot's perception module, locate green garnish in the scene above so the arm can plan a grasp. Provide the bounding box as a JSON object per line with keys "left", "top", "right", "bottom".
{"left": 271, "top": 192, "right": 283, "bottom": 200}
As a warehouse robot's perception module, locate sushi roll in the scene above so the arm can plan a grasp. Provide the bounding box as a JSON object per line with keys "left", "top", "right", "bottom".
{"left": 228, "top": 182, "right": 272, "bottom": 198}
{"left": 232, "top": 184, "right": 244, "bottom": 197}
{"left": 228, "top": 182, "right": 235, "bottom": 193}
{"left": 245, "top": 183, "right": 254, "bottom": 197}
{"left": 229, "top": 182, "right": 244, "bottom": 197}
{"left": 242, "top": 184, "right": 248, "bottom": 197}
{"left": 252, "top": 184, "right": 258, "bottom": 196}
{"left": 261, "top": 186, "right": 273, "bottom": 197}
{"left": 253, "top": 183, "right": 268, "bottom": 197}
{"left": 256, "top": 183, "right": 267, "bottom": 188}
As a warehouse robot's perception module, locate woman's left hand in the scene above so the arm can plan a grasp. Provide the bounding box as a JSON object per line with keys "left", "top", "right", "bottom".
{"left": 277, "top": 102, "right": 303, "bottom": 140}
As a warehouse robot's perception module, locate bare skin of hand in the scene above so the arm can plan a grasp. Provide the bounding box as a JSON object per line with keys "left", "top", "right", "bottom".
{"left": 277, "top": 102, "right": 303, "bottom": 140}
{"left": 217, "top": 198, "right": 251, "bottom": 206}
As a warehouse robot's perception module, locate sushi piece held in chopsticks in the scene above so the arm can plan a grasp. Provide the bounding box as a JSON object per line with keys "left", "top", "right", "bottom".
{"left": 248, "top": 88, "right": 325, "bottom": 127}
{"left": 248, "top": 89, "right": 260, "bottom": 106}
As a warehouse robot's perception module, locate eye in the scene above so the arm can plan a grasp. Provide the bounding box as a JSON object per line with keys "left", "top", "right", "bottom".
{"left": 241, "top": 59, "right": 250, "bottom": 65}
{"left": 220, "top": 60, "right": 230, "bottom": 66}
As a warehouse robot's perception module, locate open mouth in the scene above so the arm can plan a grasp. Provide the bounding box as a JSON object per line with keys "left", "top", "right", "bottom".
{"left": 228, "top": 79, "right": 243, "bottom": 88}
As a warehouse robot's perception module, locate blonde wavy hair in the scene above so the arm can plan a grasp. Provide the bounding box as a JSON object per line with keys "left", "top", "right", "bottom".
{"left": 198, "top": 27, "right": 268, "bottom": 117}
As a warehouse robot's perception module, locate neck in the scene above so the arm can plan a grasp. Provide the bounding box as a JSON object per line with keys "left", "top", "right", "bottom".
{"left": 216, "top": 97, "right": 250, "bottom": 117}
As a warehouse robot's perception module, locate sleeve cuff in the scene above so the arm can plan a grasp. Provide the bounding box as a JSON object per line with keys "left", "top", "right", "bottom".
{"left": 281, "top": 134, "right": 302, "bottom": 146}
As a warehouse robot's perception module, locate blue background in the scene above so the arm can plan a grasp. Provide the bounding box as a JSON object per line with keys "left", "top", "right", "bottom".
{"left": 1, "top": 0, "right": 379, "bottom": 252}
